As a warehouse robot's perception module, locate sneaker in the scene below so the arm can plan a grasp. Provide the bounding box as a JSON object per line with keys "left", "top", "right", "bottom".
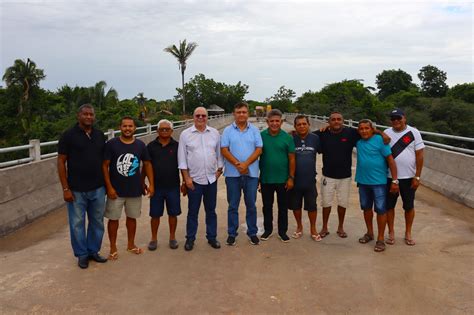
{"left": 148, "top": 240, "right": 158, "bottom": 251}
{"left": 260, "top": 231, "right": 273, "bottom": 241}
{"left": 169, "top": 239, "right": 179, "bottom": 249}
{"left": 184, "top": 239, "right": 194, "bottom": 251}
{"left": 278, "top": 234, "right": 290, "bottom": 243}
{"left": 249, "top": 235, "right": 260, "bottom": 245}
{"left": 208, "top": 239, "right": 221, "bottom": 249}
{"left": 88, "top": 253, "right": 107, "bottom": 263}
{"left": 226, "top": 236, "right": 236, "bottom": 246}
{"left": 78, "top": 256, "right": 89, "bottom": 269}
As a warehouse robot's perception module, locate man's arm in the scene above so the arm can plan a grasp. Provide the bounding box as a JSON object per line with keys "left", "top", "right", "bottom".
{"left": 386, "top": 155, "right": 399, "bottom": 194}
{"left": 143, "top": 160, "right": 154, "bottom": 197}
{"left": 181, "top": 169, "right": 194, "bottom": 191}
{"left": 102, "top": 160, "right": 118, "bottom": 199}
{"left": 411, "top": 149, "right": 424, "bottom": 190}
{"left": 57, "top": 154, "right": 74, "bottom": 202}
{"left": 285, "top": 152, "right": 296, "bottom": 191}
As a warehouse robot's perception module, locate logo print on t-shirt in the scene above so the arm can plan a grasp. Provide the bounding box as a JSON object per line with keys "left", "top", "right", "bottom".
{"left": 402, "top": 135, "right": 411, "bottom": 144}
{"left": 116, "top": 153, "right": 139, "bottom": 177}
{"left": 341, "top": 138, "right": 348, "bottom": 142}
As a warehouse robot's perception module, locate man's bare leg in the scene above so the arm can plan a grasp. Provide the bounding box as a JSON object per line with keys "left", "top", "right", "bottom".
{"left": 386, "top": 208, "right": 395, "bottom": 243}
{"left": 320, "top": 206, "right": 331, "bottom": 236}
{"left": 363, "top": 209, "right": 374, "bottom": 238}
{"left": 126, "top": 217, "right": 140, "bottom": 251}
{"left": 169, "top": 216, "right": 177, "bottom": 241}
{"left": 107, "top": 219, "right": 119, "bottom": 257}
{"left": 308, "top": 210, "right": 317, "bottom": 236}
{"left": 150, "top": 217, "right": 161, "bottom": 242}
{"left": 336, "top": 205, "right": 347, "bottom": 237}
{"left": 376, "top": 213, "right": 387, "bottom": 242}
{"left": 404, "top": 208, "right": 415, "bottom": 245}
{"left": 292, "top": 209, "right": 303, "bottom": 236}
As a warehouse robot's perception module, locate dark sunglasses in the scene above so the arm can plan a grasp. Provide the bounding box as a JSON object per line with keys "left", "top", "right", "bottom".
{"left": 195, "top": 114, "right": 207, "bottom": 118}
{"left": 390, "top": 116, "right": 403, "bottom": 121}
{"left": 158, "top": 128, "right": 171, "bottom": 132}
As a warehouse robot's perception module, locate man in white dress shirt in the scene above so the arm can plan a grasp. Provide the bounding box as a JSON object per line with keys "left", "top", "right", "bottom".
{"left": 178, "top": 107, "right": 224, "bottom": 251}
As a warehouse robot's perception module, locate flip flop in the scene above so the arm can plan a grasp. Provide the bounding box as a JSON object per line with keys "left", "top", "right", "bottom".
{"left": 405, "top": 238, "right": 416, "bottom": 246}
{"left": 320, "top": 231, "right": 330, "bottom": 238}
{"left": 374, "top": 240, "right": 386, "bottom": 252}
{"left": 127, "top": 247, "right": 144, "bottom": 255}
{"left": 385, "top": 237, "right": 395, "bottom": 245}
{"left": 108, "top": 252, "right": 118, "bottom": 260}
{"left": 337, "top": 231, "right": 348, "bottom": 238}
{"left": 358, "top": 233, "right": 374, "bottom": 244}
{"left": 311, "top": 234, "right": 322, "bottom": 242}
{"left": 292, "top": 231, "right": 303, "bottom": 239}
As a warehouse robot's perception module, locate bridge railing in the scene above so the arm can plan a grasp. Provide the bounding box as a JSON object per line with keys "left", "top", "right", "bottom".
{"left": 285, "top": 113, "right": 474, "bottom": 155}
{"left": 0, "top": 114, "right": 231, "bottom": 169}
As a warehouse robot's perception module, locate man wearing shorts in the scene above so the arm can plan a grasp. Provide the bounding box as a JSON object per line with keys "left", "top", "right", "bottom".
{"left": 385, "top": 109, "right": 424, "bottom": 246}
{"left": 221, "top": 102, "right": 262, "bottom": 246}
{"left": 103, "top": 116, "right": 154, "bottom": 259}
{"left": 289, "top": 115, "right": 321, "bottom": 241}
{"left": 145, "top": 119, "right": 182, "bottom": 251}
{"left": 259, "top": 109, "right": 295, "bottom": 242}
{"left": 355, "top": 119, "right": 398, "bottom": 252}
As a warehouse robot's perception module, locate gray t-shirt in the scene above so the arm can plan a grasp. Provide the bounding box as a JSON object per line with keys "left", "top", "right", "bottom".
{"left": 293, "top": 133, "right": 320, "bottom": 189}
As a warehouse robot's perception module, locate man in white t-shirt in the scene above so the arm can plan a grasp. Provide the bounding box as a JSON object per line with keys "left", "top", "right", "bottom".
{"left": 385, "top": 108, "right": 424, "bottom": 246}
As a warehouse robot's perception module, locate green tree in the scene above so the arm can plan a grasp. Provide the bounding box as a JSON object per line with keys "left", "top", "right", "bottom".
{"left": 375, "top": 69, "right": 416, "bottom": 100}
{"left": 164, "top": 39, "right": 198, "bottom": 115}
{"left": 88, "top": 80, "right": 118, "bottom": 110}
{"left": 418, "top": 65, "right": 448, "bottom": 97}
{"left": 448, "top": 83, "right": 474, "bottom": 103}
{"left": 134, "top": 92, "right": 148, "bottom": 120}
{"left": 2, "top": 58, "right": 45, "bottom": 115}
{"left": 265, "top": 86, "right": 296, "bottom": 112}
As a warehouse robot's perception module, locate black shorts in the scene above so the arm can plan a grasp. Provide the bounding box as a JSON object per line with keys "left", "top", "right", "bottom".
{"left": 288, "top": 185, "right": 317, "bottom": 211}
{"left": 386, "top": 178, "right": 416, "bottom": 211}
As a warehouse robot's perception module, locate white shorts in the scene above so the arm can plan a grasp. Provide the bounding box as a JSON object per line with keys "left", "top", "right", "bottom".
{"left": 320, "top": 176, "right": 351, "bottom": 208}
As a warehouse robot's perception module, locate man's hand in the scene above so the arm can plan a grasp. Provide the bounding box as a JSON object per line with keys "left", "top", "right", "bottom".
{"left": 411, "top": 178, "right": 420, "bottom": 190}
{"left": 63, "top": 190, "right": 74, "bottom": 202}
{"left": 285, "top": 178, "right": 294, "bottom": 191}
{"left": 185, "top": 177, "right": 195, "bottom": 191}
{"left": 107, "top": 187, "right": 118, "bottom": 199}
{"left": 319, "top": 124, "right": 330, "bottom": 132}
{"left": 180, "top": 183, "right": 188, "bottom": 196}
{"left": 216, "top": 169, "right": 223, "bottom": 179}
{"left": 236, "top": 162, "right": 249, "bottom": 175}
{"left": 146, "top": 185, "right": 155, "bottom": 198}
{"left": 389, "top": 183, "right": 399, "bottom": 194}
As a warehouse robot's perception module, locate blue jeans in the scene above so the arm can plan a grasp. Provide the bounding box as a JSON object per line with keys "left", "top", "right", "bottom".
{"left": 358, "top": 184, "right": 387, "bottom": 214}
{"left": 186, "top": 181, "right": 218, "bottom": 241}
{"left": 66, "top": 186, "right": 106, "bottom": 258}
{"left": 225, "top": 176, "right": 259, "bottom": 238}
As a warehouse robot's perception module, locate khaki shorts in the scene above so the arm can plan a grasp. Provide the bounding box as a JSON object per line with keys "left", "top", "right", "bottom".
{"left": 320, "top": 176, "right": 351, "bottom": 208}
{"left": 105, "top": 197, "right": 142, "bottom": 220}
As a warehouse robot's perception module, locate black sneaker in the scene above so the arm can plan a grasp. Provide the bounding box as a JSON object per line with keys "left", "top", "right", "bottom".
{"left": 88, "top": 253, "right": 107, "bottom": 263}
{"left": 208, "top": 239, "right": 221, "bottom": 249}
{"left": 184, "top": 239, "right": 194, "bottom": 251}
{"left": 226, "top": 236, "right": 236, "bottom": 246}
{"left": 78, "top": 256, "right": 89, "bottom": 269}
{"left": 249, "top": 235, "right": 260, "bottom": 245}
{"left": 260, "top": 231, "right": 273, "bottom": 241}
{"left": 278, "top": 234, "right": 290, "bottom": 243}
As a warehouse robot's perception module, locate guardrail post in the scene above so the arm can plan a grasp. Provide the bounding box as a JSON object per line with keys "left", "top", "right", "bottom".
{"left": 348, "top": 119, "right": 353, "bottom": 128}
{"left": 29, "top": 139, "right": 41, "bottom": 162}
{"left": 108, "top": 129, "right": 115, "bottom": 141}
{"left": 146, "top": 123, "right": 152, "bottom": 135}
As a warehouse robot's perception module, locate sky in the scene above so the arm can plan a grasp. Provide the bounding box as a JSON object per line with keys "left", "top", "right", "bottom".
{"left": 0, "top": 0, "right": 472, "bottom": 101}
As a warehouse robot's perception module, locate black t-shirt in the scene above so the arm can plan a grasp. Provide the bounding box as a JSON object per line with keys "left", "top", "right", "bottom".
{"left": 293, "top": 133, "right": 320, "bottom": 189}
{"left": 58, "top": 124, "right": 105, "bottom": 192}
{"left": 147, "top": 138, "right": 180, "bottom": 189}
{"left": 104, "top": 137, "right": 151, "bottom": 197}
{"left": 314, "top": 127, "right": 360, "bottom": 179}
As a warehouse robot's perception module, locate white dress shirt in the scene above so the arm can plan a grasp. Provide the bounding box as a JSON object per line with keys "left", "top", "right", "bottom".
{"left": 178, "top": 125, "right": 224, "bottom": 185}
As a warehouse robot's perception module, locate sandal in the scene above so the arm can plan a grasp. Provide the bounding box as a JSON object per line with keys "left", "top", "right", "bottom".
{"left": 127, "top": 247, "right": 144, "bottom": 255}
{"left": 319, "top": 231, "right": 330, "bottom": 238}
{"left": 292, "top": 231, "right": 303, "bottom": 239}
{"left": 358, "top": 233, "right": 374, "bottom": 244}
{"left": 337, "top": 231, "right": 348, "bottom": 238}
{"left": 385, "top": 237, "right": 395, "bottom": 245}
{"left": 311, "top": 234, "right": 322, "bottom": 242}
{"left": 404, "top": 238, "right": 416, "bottom": 246}
{"left": 374, "top": 240, "right": 386, "bottom": 252}
{"left": 108, "top": 252, "right": 118, "bottom": 260}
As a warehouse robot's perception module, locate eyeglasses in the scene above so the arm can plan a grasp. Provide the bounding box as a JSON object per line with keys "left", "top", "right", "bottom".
{"left": 195, "top": 114, "right": 207, "bottom": 118}
{"left": 158, "top": 128, "right": 171, "bottom": 132}
{"left": 390, "top": 116, "right": 402, "bottom": 121}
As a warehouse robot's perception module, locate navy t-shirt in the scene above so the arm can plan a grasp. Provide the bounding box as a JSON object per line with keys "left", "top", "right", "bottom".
{"left": 294, "top": 133, "right": 320, "bottom": 189}
{"left": 104, "top": 138, "right": 151, "bottom": 197}
{"left": 314, "top": 127, "right": 360, "bottom": 179}
{"left": 147, "top": 138, "right": 180, "bottom": 189}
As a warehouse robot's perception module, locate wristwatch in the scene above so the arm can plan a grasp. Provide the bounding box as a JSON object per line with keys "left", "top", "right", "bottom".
{"left": 414, "top": 176, "right": 421, "bottom": 181}
{"left": 391, "top": 179, "right": 399, "bottom": 185}
{"left": 288, "top": 175, "right": 295, "bottom": 180}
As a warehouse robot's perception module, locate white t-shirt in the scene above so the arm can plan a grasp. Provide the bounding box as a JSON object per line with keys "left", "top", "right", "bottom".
{"left": 385, "top": 125, "right": 425, "bottom": 179}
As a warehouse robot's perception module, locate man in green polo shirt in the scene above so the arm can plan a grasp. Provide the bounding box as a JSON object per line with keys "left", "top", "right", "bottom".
{"left": 259, "top": 109, "right": 296, "bottom": 242}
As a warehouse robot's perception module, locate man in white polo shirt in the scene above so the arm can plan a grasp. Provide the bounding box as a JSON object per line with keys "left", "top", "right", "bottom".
{"left": 385, "top": 108, "right": 424, "bottom": 246}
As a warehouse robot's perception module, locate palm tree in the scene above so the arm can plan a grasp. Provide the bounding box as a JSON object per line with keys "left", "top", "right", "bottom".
{"left": 88, "top": 80, "right": 118, "bottom": 110}
{"left": 2, "top": 58, "right": 45, "bottom": 114}
{"left": 134, "top": 92, "right": 148, "bottom": 120}
{"left": 164, "top": 39, "right": 198, "bottom": 115}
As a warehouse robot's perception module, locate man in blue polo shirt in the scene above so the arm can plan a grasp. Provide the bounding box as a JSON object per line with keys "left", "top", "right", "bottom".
{"left": 221, "top": 102, "right": 263, "bottom": 246}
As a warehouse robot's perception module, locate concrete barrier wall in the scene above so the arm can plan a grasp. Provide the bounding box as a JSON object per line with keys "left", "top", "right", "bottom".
{"left": 300, "top": 114, "right": 474, "bottom": 209}
{"left": 0, "top": 116, "right": 234, "bottom": 237}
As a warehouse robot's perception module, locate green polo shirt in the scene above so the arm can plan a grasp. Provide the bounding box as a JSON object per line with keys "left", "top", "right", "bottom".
{"left": 259, "top": 128, "right": 295, "bottom": 184}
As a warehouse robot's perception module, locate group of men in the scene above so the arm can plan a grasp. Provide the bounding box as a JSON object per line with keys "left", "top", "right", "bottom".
{"left": 58, "top": 102, "right": 424, "bottom": 269}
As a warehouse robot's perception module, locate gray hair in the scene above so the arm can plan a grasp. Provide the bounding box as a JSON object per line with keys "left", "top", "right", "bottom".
{"left": 267, "top": 109, "right": 283, "bottom": 119}
{"left": 157, "top": 119, "right": 173, "bottom": 129}
{"left": 77, "top": 103, "right": 94, "bottom": 114}
{"left": 358, "top": 119, "right": 374, "bottom": 128}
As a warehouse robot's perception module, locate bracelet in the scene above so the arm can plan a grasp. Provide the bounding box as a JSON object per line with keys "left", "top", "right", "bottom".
{"left": 63, "top": 187, "right": 70, "bottom": 192}
{"left": 288, "top": 176, "right": 294, "bottom": 180}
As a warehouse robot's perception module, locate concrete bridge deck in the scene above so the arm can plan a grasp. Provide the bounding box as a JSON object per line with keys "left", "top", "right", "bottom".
{"left": 0, "top": 122, "right": 473, "bottom": 314}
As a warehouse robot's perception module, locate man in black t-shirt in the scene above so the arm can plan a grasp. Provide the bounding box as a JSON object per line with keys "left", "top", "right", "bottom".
{"left": 58, "top": 104, "right": 108, "bottom": 269}
{"left": 289, "top": 115, "right": 322, "bottom": 241}
{"left": 144, "top": 119, "right": 182, "bottom": 251}
{"left": 103, "top": 117, "right": 154, "bottom": 260}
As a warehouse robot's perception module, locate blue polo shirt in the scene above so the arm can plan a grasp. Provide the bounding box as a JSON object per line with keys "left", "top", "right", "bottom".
{"left": 221, "top": 122, "right": 263, "bottom": 178}
{"left": 355, "top": 135, "right": 392, "bottom": 185}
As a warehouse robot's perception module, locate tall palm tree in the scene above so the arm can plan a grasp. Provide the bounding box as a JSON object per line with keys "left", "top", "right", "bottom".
{"left": 2, "top": 58, "right": 45, "bottom": 114}
{"left": 164, "top": 39, "right": 198, "bottom": 115}
{"left": 134, "top": 92, "right": 147, "bottom": 120}
{"left": 88, "top": 80, "right": 118, "bottom": 110}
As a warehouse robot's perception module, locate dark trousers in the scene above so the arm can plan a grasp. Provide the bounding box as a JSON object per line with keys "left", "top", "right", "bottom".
{"left": 261, "top": 183, "right": 288, "bottom": 236}
{"left": 186, "top": 181, "right": 218, "bottom": 241}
